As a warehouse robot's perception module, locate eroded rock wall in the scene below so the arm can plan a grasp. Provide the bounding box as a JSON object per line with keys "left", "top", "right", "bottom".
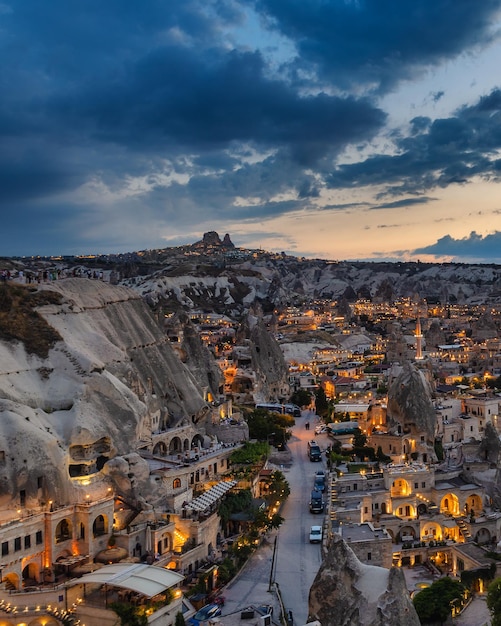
{"left": 0, "top": 279, "right": 209, "bottom": 509}
{"left": 308, "top": 535, "right": 420, "bottom": 626}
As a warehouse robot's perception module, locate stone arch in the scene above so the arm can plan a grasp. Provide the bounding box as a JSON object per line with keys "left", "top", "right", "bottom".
{"left": 22, "top": 561, "right": 39, "bottom": 585}
{"left": 3, "top": 572, "right": 19, "bottom": 591}
{"left": 440, "top": 493, "right": 460, "bottom": 516}
{"left": 402, "top": 438, "right": 415, "bottom": 456}
{"left": 0, "top": 620, "right": 16, "bottom": 626}
{"left": 192, "top": 434, "right": 204, "bottom": 449}
{"left": 417, "top": 502, "right": 428, "bottom": 516}
{"left": 153, "top": 441, "right": 167, "bottom": 456}
{"left": 55, "top": 518, "right": 72, "bottom": 543}
{"left": 464, "top": 493, "right": 483, "bottom": 515}
{"left": 173, "top": 478, "right": 181, "bottom": 489}
{"left": 157, "top": 532, "right": 171, "bottom": 555}
{"left": 169, "top": 437, "right": 182, "bottom": 454}
{"left": 399, "top": 525, "right": 417, "bottom": 541}
{"left": 183, "top": 438, "right": 190, "bottom": 452}
{"left": 390, "top": 478, "right": 411, "bottom": 497}
{"left": 421, "top": 521, "right": 442, "bottom": 541}
{"left": 393, "top": 501, "right": 416, "bottom": 519}
{"left": 92, "top": 514, "right": 108, "bottom": 537}
{"left": 475, "top": 526, "right": 491, "bottom": 545}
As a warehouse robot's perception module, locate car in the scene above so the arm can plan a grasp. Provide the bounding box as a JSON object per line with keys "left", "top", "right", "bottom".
{"left": 189, "top": 603, "right": 222, "bottom": 625}
{"left": 309, "top": 525, "right": 323, "bottom": 543}
{"left": 314, "top": 472, "right": 326, "bottom": 492}
{"left": 309, "top": 489, "right": 324, "bottom": 513}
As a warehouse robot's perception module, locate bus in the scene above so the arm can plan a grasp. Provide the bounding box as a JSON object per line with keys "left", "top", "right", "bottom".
{"left": 255, "top": 403, "right": 286, "bottom": 413}
{"left": 255, "top": 403, "right": 301, "bottom": 417}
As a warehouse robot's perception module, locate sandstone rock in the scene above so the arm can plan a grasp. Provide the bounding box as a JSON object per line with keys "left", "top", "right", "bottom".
{"left": 386, "top": 361, "right": 437, "bottom": 442}
{"left": 0, "top": 279, "right": 209, "bottom": 508}
{"left": 308, "top": 534, "right": 420, "bottom": 626}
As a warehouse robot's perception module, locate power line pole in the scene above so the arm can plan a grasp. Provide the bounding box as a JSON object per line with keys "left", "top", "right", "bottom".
{"left": 268, "top": 534, "right": 278, "bottom": 592}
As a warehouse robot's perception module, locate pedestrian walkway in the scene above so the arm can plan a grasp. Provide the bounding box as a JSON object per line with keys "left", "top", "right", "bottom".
{"left": 220, "top": 532, "right": 283, "bottom": 625}
{"left": 452, "top": 595, "right": 490, "bottom": 626}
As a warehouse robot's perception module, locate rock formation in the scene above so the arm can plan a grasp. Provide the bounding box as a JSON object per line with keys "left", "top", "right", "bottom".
{"left": 387, "top": 362, "right": 437, "bottom": 438}
{"left": 386, "top": 361, "right": 437, "bottom": 462}
{"left": 0, "top": 278, "right": 210, "bottom": 509}
{"left": 308, "top": 535, "right": 420, "bottom": 626}
{"left": 235, "top": 304, "right": 289, "bottom": 403}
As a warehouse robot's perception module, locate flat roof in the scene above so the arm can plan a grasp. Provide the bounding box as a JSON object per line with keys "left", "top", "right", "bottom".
{"left": 339, "top": 523, "right": 390, "bottom": 542}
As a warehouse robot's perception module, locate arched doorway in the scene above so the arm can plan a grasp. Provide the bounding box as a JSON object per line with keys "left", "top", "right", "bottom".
{"left": 93, "top": 514, "right": 108, "bottom": 537}
{"left": 169, "top": 437, "right": 182, "bottom": 454}
{"left": 22, "top": 562, "right": 39, "bottom": 586}
{"left": 475, "top": 527, "right": 491, "bottom": 545}
{"left": 465, "top": 494, "right": 483, "bottom": 516}
{"left": 417, "top": 503, "right": 428, "bottom": 516}
{"left": 440, "top": 493, "right": 460, "bottom": 516}
{"left": 390, "top": 478, "right": 411, "bottom": 497}
{"left": 153, "top": 441, "right": 167, "bottom": 456}
{"left": 3, "top": 572, "right": 19, "bottom": 591}
{"left": 55, "top": 518, "right": 72, "bottom": 543}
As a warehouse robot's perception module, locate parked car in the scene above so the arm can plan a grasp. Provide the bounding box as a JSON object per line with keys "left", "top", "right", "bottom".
{"left": 309, "top": 489, "right": 324, "bottom": 513}
{"left": 314, "top": 472, "right": 326, "bottom": 492}
{"left": 309, "top": 525, "right": 323, "bottom": 543}
{"left": 189, "top": 603, "right": 222, "bottom": 626}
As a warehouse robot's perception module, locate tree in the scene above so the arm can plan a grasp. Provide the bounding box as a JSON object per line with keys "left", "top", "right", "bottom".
{"left": 290, "top": 388, "right": 312, "bottom": 407}
{"left": 487, "top": 577, "right": 501, "bottom": 625}
{"left": 376, "top": 446, "right": 391, "bottom": 463}
{"left": 244, "top": 409, "right": 293, "bottom": 446}
{"left": 413, "top": 577, "right": 466, "bottom": 624}
{"left": 315, "top": 387, "right": 329, "bottom": 418}
{"left": 261, "top": 470, "right": 290, "bottom": 507}
{"left": 175, "top": 612, "right": 186, "bottom": 626}
{"left": 110, "top": 603, "right": 148, "bottom": 626}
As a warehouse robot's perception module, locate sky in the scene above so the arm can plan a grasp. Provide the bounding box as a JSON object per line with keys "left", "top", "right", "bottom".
{"left": 2, "top": 0, "right": 501, "bottom": 263}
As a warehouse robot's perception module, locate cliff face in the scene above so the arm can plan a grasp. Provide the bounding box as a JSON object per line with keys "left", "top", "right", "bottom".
{"left": 0, "top": 279, "right": 209, "bottom": 509}
{"left": 386, "top": 362, "right": 437, "bottom": 443}
{"left": 237, "top": 307, "right": 290, "bottom": 402}
{"left": 308, "top": 535, "right": 420, "bottom": 626}
{"left": 124, "top": 256, "right": 501, "bottom": 317}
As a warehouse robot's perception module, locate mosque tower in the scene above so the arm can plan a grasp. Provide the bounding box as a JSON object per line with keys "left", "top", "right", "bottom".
{"left": 415, "top": 314, "right": 424, "bottom": 361}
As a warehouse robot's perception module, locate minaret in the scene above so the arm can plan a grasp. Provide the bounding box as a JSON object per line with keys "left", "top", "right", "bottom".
{"left": 415, "top": 316, "right": 424, "bottom": 361}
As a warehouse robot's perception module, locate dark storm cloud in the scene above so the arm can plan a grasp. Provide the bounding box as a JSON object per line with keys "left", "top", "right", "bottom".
{"left": 326, "top": 88, "right": 501, "bottom": 197}
{"left": 253, "top": 0, "right": 501, "bottom": 93}
{"left": 1, "top": 0, "right": 501, "bottom": 256}
{"left": 52, "top": 47, "right": 385, "bottom": 166}
{"left": 369, "top": 197, "right": 434, "bottom": 210}
{"left": 414, "top": 231, "right": 501, "bottom": 260}
{"left": 0, "top": 0, "right": 385, "bottom": 218}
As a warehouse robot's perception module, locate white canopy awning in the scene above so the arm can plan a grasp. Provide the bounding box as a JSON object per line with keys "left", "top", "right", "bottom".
{"left": 189, "top": 480, "right": 237, "bottom": 512}
{"left": 77, "top": 563, "right": 184, "bottom": 597}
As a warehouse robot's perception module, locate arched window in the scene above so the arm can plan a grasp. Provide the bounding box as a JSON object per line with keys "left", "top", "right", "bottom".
{"left": 173, "top": 478, "right": 181, "bottom": 489}
{"left": 93, "top": 514, "right": 107, "bottom": 537}
{"left": 55, "top": 519, "right": 72, "bottom": 543}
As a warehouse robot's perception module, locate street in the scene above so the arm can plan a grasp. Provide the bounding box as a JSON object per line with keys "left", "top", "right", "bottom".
{"left": 273, "top": 409, "right": 327, "bottom": 625}
{"left": 222, "top": 410, "right": 494, "bottom": 626}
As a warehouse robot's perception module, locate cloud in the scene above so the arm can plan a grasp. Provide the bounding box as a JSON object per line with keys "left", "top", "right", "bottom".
{"left": 253, "top": 0, "right": 501, "bottom": 93}
{"left": 1, "top": 0, "right": 501, "bottom": 257}
{"left": 325, "top": 87, "right": 501, "bottom": 198}
{"left": 369, "top": 197, "right": 435, "bottom": 210}
{"left": 413, "top": 230, "right": 501, "bottom": 261}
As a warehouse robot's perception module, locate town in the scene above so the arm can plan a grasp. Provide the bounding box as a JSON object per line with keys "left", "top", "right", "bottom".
{"left": 0, "top": 244, "right": 501, "bottom": 626}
